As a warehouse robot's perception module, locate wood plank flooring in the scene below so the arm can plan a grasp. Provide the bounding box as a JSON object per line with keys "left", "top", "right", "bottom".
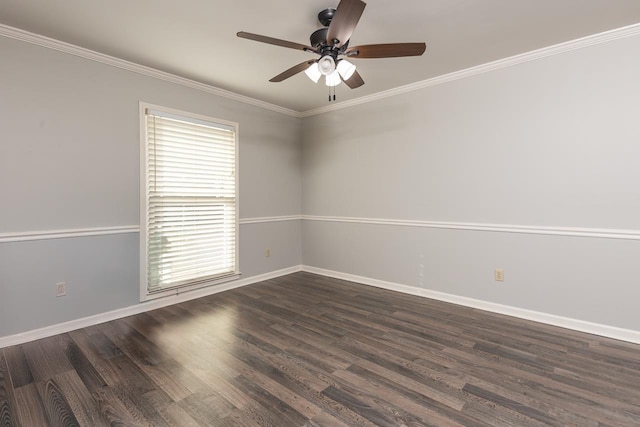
{"left": 2, "top": 271, "right": 640, "bottom": 426}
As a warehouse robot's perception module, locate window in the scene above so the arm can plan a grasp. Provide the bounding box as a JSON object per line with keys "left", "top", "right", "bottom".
{"left": 140, "top": 103, "right": 238, "bottom": 299}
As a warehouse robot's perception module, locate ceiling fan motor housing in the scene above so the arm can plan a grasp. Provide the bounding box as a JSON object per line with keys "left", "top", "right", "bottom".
{"left": 310, "top": 28, "right": 329, "bottom": 47}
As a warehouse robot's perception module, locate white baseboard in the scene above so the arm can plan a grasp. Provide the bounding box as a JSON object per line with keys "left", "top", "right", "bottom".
{"left": 0, "top": 265, "right": 302, "bottom": 349}
{"left": 302, "top": 265, "right": 640, "bottom": 345}
{"left": 4, "top": 264, "right": 638, "bottom": 348}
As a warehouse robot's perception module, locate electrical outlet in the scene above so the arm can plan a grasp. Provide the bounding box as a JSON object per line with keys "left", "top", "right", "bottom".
{"left": 494, "top": 268, "right": 504, "bottom": 282}
{"left": 265, "top": 248, "right": 270, "bottom": 257}
{"left": 56, "top": 282, "right": 67, "bottom": 297}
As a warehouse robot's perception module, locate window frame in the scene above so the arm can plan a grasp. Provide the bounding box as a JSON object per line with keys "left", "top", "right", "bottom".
{"left": 139, "top": 102, "right": 240, "bottom": 301}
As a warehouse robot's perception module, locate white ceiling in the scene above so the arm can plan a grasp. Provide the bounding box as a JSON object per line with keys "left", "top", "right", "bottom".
{"left": 2, "top": 0, "right": 640, "bottom": 112}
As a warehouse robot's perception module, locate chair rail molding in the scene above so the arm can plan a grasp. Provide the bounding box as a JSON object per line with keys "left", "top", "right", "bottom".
{"left": 302, "top": 215, "right": 640, "bottom": 240}
{"left": 0, "top": 216, "right": 303, "bottom": 243}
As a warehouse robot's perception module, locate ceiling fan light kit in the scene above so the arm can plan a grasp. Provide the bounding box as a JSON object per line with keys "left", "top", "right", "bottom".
{"left": 303, "top": 58, "right": 355, "bottom": 87}
{"left": 337, "top": 59, "right": 356, "bottom": 80}
{"left": 325, "top": 70, "right": 342, "bottom": 86}
{"left": 237, "top": 0, "right": 426, "bottom": 100}
{"left": 304, "top": 63, "right": 322, "bottom": 83}
{"left": 318, "top": 55, "right": 336, "bottom": 75}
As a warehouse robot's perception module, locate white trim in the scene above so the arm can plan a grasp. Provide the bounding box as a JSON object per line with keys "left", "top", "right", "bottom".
{"left": 3, "top": 264, "right": 639, "bottom": 347}
{"left": 3, "top": 215, "right": 636, "bottom": 243}
{"left": 302, "top": 215, "right": 640, "bottom": 241}
{"left": 300, "top": 23, "right": 640, "bottom": 117}
{"left": 0, "top": 216, "right": 303, "bottom": 243}
{"left": 3, "top": 215, "right": 637, "bottom": 244}
{"left": 302, "top": 266, "right": 640, "bottom": 345}
{"left": 0, "top": 266, "right": 302, "bottom": 349}
{"left": 2, "top": 23, "right": 639, "bottom": 118}
{"left": 139, "top": 102, "right": 149, "bottom": 301}
{"left": 0, "top": 24, "right": 299, "bottom": 118}
{"left": 0, "top": 226, "right": 139, "bottom": 243}
{"left": 142, "top": 273, "right": 241, "bottom": 301}
{"left": 239, "top": 215, "right": 303, "bottom": 224}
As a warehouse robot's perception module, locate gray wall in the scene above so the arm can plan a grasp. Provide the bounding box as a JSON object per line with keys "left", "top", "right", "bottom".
{"left": 3, "top": 29, "right": 639, "bottom": 339}
{"left": 302, "top": 34, "right": 640, "bottom": 330}
{"left": 0, "top": 36, "right": 302, "bottom": 337}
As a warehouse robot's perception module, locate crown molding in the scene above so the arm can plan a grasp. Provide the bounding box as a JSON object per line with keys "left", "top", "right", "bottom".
{"left": 2, "top": 22, "right": 639, "bottom": 118}
{"left": 300, "top": 23, "right": 640, "bottom": 117}
{"left": 0, "top": 24, "right": 301, "bottom": 118}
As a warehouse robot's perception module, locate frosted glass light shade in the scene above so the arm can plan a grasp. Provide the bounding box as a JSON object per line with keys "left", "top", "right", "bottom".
{"left": 304, "top": 63, "right": 321, "bottom": 83}
{"left": 325, "top": 70, "right": 342, "bottom": 87}
{"left": 318, "top": 55, "right": 336, "bottom": 76}
{"left": 337, "top": 60, "right": 356, "bottom": 80}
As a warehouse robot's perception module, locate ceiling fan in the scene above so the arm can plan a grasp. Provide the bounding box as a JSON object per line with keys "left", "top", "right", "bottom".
{"left": 237, "top": 0, "right": 426, "bottom": 97}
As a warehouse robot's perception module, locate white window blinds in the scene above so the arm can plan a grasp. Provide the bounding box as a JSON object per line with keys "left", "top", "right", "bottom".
{"left": 143, "top": 107, "right": 238, "bottom": 295}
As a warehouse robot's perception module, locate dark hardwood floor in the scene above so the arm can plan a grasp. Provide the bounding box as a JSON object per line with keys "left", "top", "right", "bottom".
{"left": 2, "top": 272, "right": 640, "bottom": 426}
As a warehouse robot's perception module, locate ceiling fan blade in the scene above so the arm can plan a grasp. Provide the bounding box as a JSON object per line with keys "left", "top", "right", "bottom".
{"left": 237, "top": 31, "right": 316, "bottom": 52}
{"left": 343, "top": 70, "right": 364, "bottom": 89}
{"left": 269, "top": 60, "right": 316, "bottom": 82}
{"left": 326, "top": 0, "right": 366, "bottom": 48}
{"left": 345, "top": 43, "right": 426, "bottom": 58}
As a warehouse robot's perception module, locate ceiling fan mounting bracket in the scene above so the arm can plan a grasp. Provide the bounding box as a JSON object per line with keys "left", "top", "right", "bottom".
{"left": 317, "top": 8, "right": 336, "bottom": 27}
